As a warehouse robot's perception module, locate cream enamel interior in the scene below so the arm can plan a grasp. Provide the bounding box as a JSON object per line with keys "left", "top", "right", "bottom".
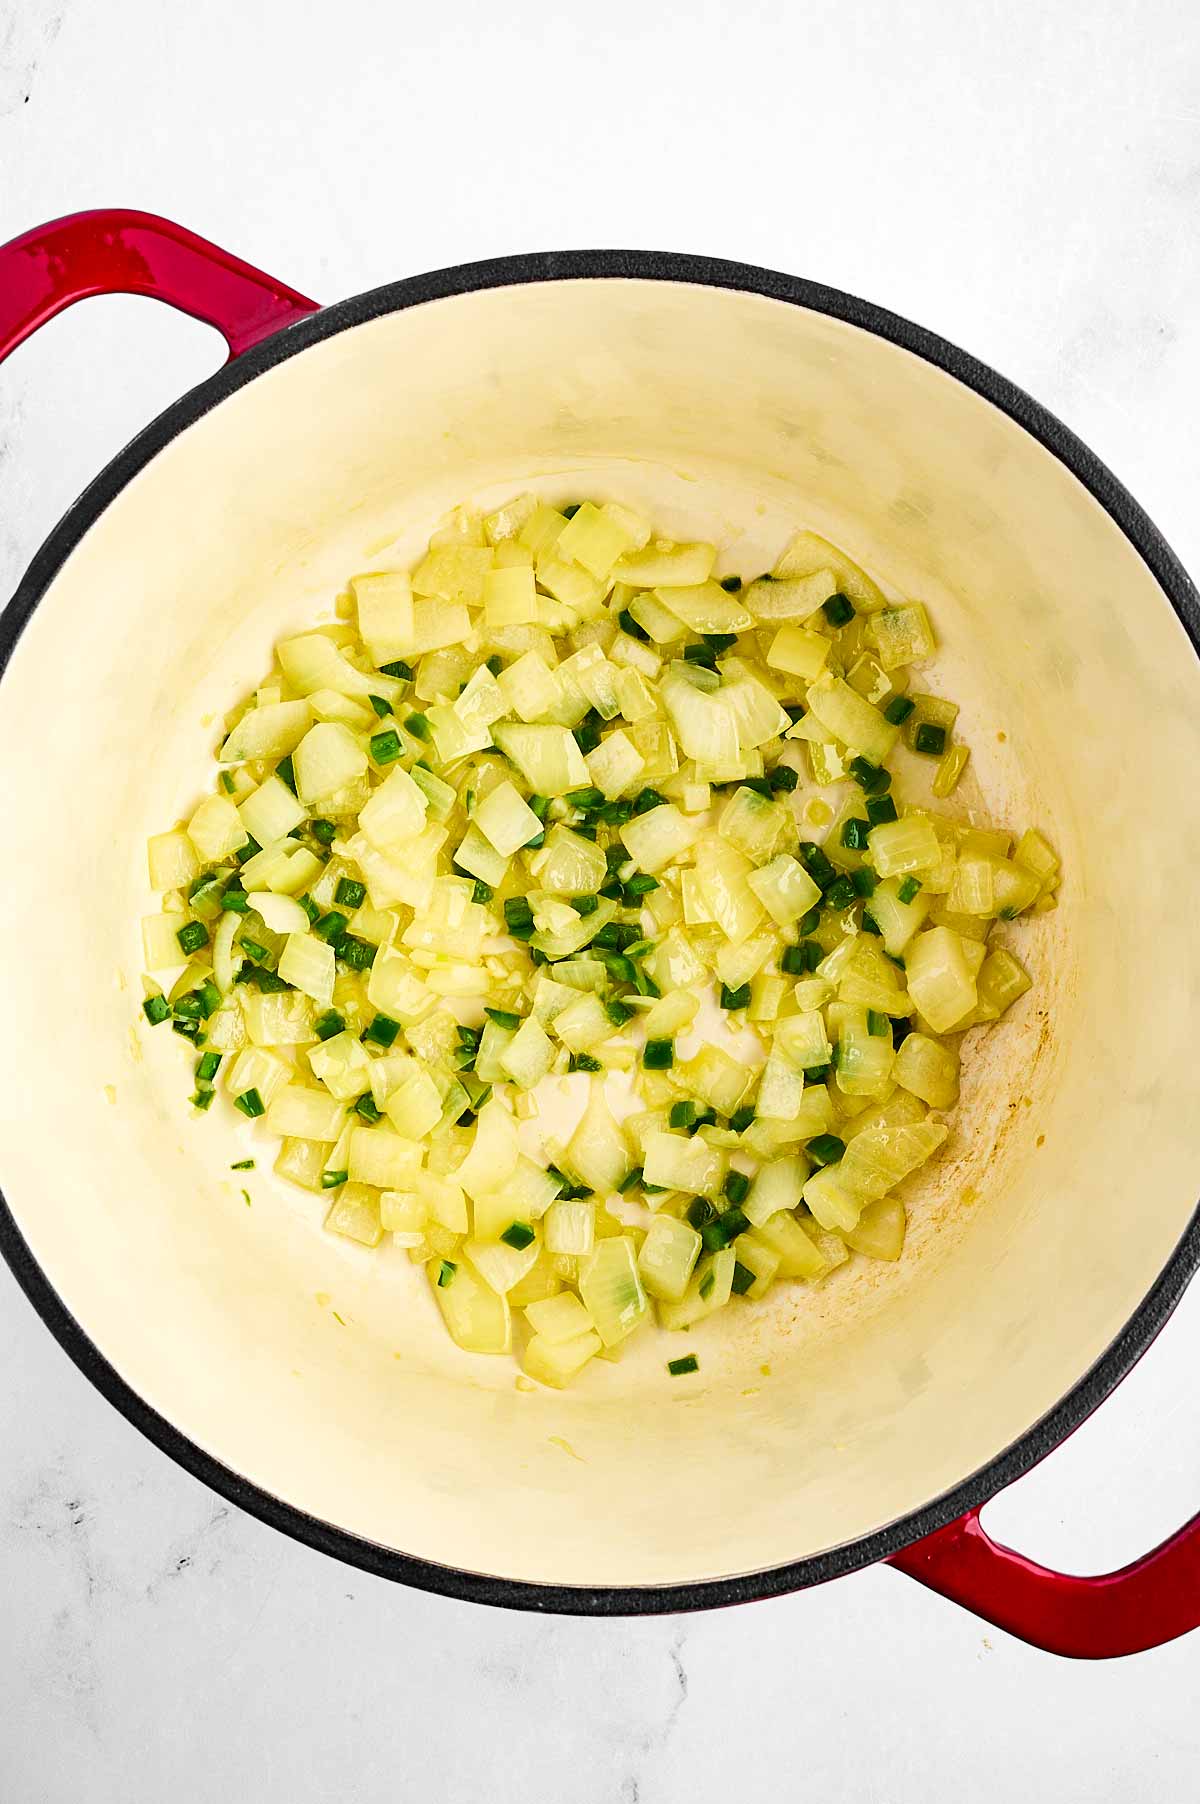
{"left": 2, "top": 277, "right": 1200, "bottom": 1592}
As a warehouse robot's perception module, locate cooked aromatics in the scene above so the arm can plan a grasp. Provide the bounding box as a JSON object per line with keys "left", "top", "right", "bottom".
{"left": 139, "top": 498, "right": 1060, "bottom": 1386}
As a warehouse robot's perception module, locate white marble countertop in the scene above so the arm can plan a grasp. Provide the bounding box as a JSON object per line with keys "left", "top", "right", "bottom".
{"left": 3, "top": 1, "right": 1200, "bottom": 1796}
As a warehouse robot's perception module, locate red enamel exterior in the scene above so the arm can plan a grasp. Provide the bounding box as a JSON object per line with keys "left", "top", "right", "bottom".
{"left": 0, "top": 208, "right": 318, "bottom": 363}
{"left": 1, "top": 208, "right": 1198, "bottom": 1658}
{"left": 888, "top": 1506, "right": 1200, "bottom": 1658}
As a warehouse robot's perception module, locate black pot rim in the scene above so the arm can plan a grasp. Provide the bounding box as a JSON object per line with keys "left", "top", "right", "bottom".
{"left": 3, "top": 247, "right": 1199, "bottom": 1617}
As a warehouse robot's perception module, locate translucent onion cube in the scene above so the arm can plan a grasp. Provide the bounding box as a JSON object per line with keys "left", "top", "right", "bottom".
{"left": 755, "top": 1050, "right": 804, "bottom": 1120}
{"left": 219, "top": 700, "right": 312, "bottom": 764}
{"left": 833, "top": 1009, "right": 895, "bottom": 1098}
{"left": 481, "top": 563, "right": 536, "bottom": 627}
{"left": 745, "top": 1156, "right": 807, "bottom": 1228}
{"left": 671, "top": 1045, "right": 749, "bottom": 1116}
{"left": 187, "top": 795, "right": 248, "bottom": 864}
{"left": 660, "top": 667, "right": 740, "bottom": 765}
{"left": 718, "top": 787, "right": 787, "bottom": 862}
{"left": 586, "top": 730, "right": 644, "bottom": 798}
{"left": 352, "top": 571, "right": 415, "bottom": 663}
{"left": 242, "top": 988, "right": 314, "bottom": 1047}
{"left": 552, "top": 994, "right": 613, "bottom": 1053}
{"left": 535, "top": 552, "right": 604, "bottom": 611}
{"left": 278, "top": 634, "right": 378, "bottom": 701}
{"left": 948, "top": 855, "right": 997, "bottom": 916}
{"left": 543, "top": 1199, "right": 596, "bottom": 1256}
{"left": 367, "top": 952, "right": 434, "bottom": 1022}
{"left": 275, "top": 1136, "right": 329, "bottom": 1192}
{"left": 450, "top": 823, "right": 510, "bottom": 889}
{"left": 226, "top": 1045, "right": 290, "bottom": 1106}
{"left": 1013, "top": 828, "right": 1059, "bottom": 887}
{"left": 244, "top": 891, "right": 311, "bottom": 936}
{"left": 642, "top": 988, "right": 699, "bottom": 1039}
{"left": 731, "top": 1232, "right": 781, "bottom": 1296}
{"left": 308, "top": 1028, "right": 372, "bottom": 1100}
{"left": 411, "top": 544, "right": 492, "bottom": 603}
{"left": 265, "top": 1084, "right": 347, "bottom": 1142}
{"left": 721, "top": 672, "right": 792, "bottom": 749}
{"left": 837, "top": 1119, "right": 948, "bottom": 1203}
{"left": 347, "top": 1126, "right": 422, "bottom": 1190}
{"left": 148, "top": 829, "right": 201, "bottom": 892}
{"left": 498, "top": 651, "right": 561, "bottom": 723}
{"left": 492, "top": 722, "right": 589, "bottom": 795}
{"left": 977, "top": 947, "right": 1033, "bottom": 1017}
{"left": 774, "top": 1009, "right": 832, "bottom": 1070}
{"left": 864, "top": 875, "right": 931, "bottom": 955}
{"left": 906, "top": 927, "right": 978, "bottom": 1033}
{"left": 205, "top": 996, "right": 246, "bottom": 1054}
{"left": 657, "top": 1246, "right": 735, "bottom": 1330}
{"left": 657, "top": 580, "right": 752, "bottom": 635}
{"left": 484, "top": 493, "right": 538, "bottom": 545}
{"left": 475, "top": 781, "right": 545, "bottom": 857}
{"left": 379, "top": 1190, "right": 429, "bottom": 1244}
{"left": 498, "top": 1016, "right": 554, "bottom": 1089}
{"left": 637, "top": 1215, "right": 701, "bottom": 1302}
{"left": 267, "top": 845, "right": 323, "bottom": 897}
{"left": 629, "top": 590, "right": 688, "bottom": 644}
{"left": 868, "top": 603, "right": 935, "bottom": 671}
{"left": 522, "top": 1328, "right": 601, "bottom": 1387}
{"left": 453, "top": 1097, "right": 519, "bottom": 1198}
{"left": 310, "top": 689, "right": 375, "bottom": 729}
{"left": 565, "top": 1082, "right": 630, "bottom": 1193}
{"left": 499, "top": 1156, "right": 563, "bottom": 1222}
{"left": 845, "top": 1197, "right": 907, "bottom": 1261}
{"left": 516, "top": 505, "right": 568, "bottom": 559}
{"left": 293, "top": 722, "right": 368, "bottom": 805}
{"left": 579, "top": 1237, "right": 648, "bottom": 1346}
{"left": 766, "top": 623, "right": 834, "bottom": 678}
{"left": 894, "top": 1032, "right": 960, "bottom": 1108}
{"left": 142, "top": 912, "right": 190, "bottom": 970}
{"left": 752, "top": 1211, "right": 829, "bottom": 1278}
{"left": 432, "top": 1258, "right": 511, "bottom": 1354}
{"left": 803, "top": 1166, "right": 861, "bottom": 1231}
{"left": 415, "top": 1171, "right": 470, "bottom": 1234}
{"left": 867, "top": 814, "right": 942, "bottom": 878}
{"left": 384, "top": 1069, "right": 444, "bottom": 1139}
{"left": 747, "top": 853, "right": 822, "bottom": 926}
{"left": 611, "top": 541, "right": 716, "bottom": 588}
{"left": 562, "top": 644, "right": 622, "bottom": 718}
{"left": 358, "top": 764, "right": 428, "bottom": 852}
{"left": 772, "top": 529, "right": 885, "bottom": 611}
{"left": 642, "top": 1130, "right": 726, "bottom": 1198}
{"left": 557, "top": 502, "right": 637, "bottom": 579}
{"left": 693, "top": 840, "right": 765, "bottom": 943}
{"left": 409, "top": 599, "right": 471, "bottom": 653}
{"left": 466, "top": 1237, "right": 540, "bottom": 1296}
{"left": 806, "top": 674, "right": 898, "bottom": 763}
{"left": 932, "top": 745, "right": 971, "bottom": 798}
{"left": 745, "top": 570, "right": 836, "bottom": 622}
{"left": 525, "top": 1291, "right": 595, "bottom": 1343}
{"left": 278, "top": 931, "right": 335, "bottom": 1007}
{"left": 532, "top": 825, "right": 607, "bottom": 895}
{"left": 619, "top": 802, "right": 704, "bottom": 873}
{"left": 324, "top": 1182, "right": 384, "bottom": 1248}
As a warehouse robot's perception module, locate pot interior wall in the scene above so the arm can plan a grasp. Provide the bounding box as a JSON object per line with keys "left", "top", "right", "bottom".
{"left": 1, "top": 277, "right": 1198, "bottom": 1590}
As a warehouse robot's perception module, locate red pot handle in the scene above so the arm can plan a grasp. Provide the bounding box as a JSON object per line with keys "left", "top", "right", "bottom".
{"left": 888, "top": 1503, "right": 1200, "bottom": 1658}
{"left": 0, "top": 208, "right": 319, "bottom": 365}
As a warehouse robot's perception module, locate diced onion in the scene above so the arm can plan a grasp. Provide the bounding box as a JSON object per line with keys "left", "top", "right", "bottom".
{"left": 139, "top": 494, "right": 1058, "bottom": 1387}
